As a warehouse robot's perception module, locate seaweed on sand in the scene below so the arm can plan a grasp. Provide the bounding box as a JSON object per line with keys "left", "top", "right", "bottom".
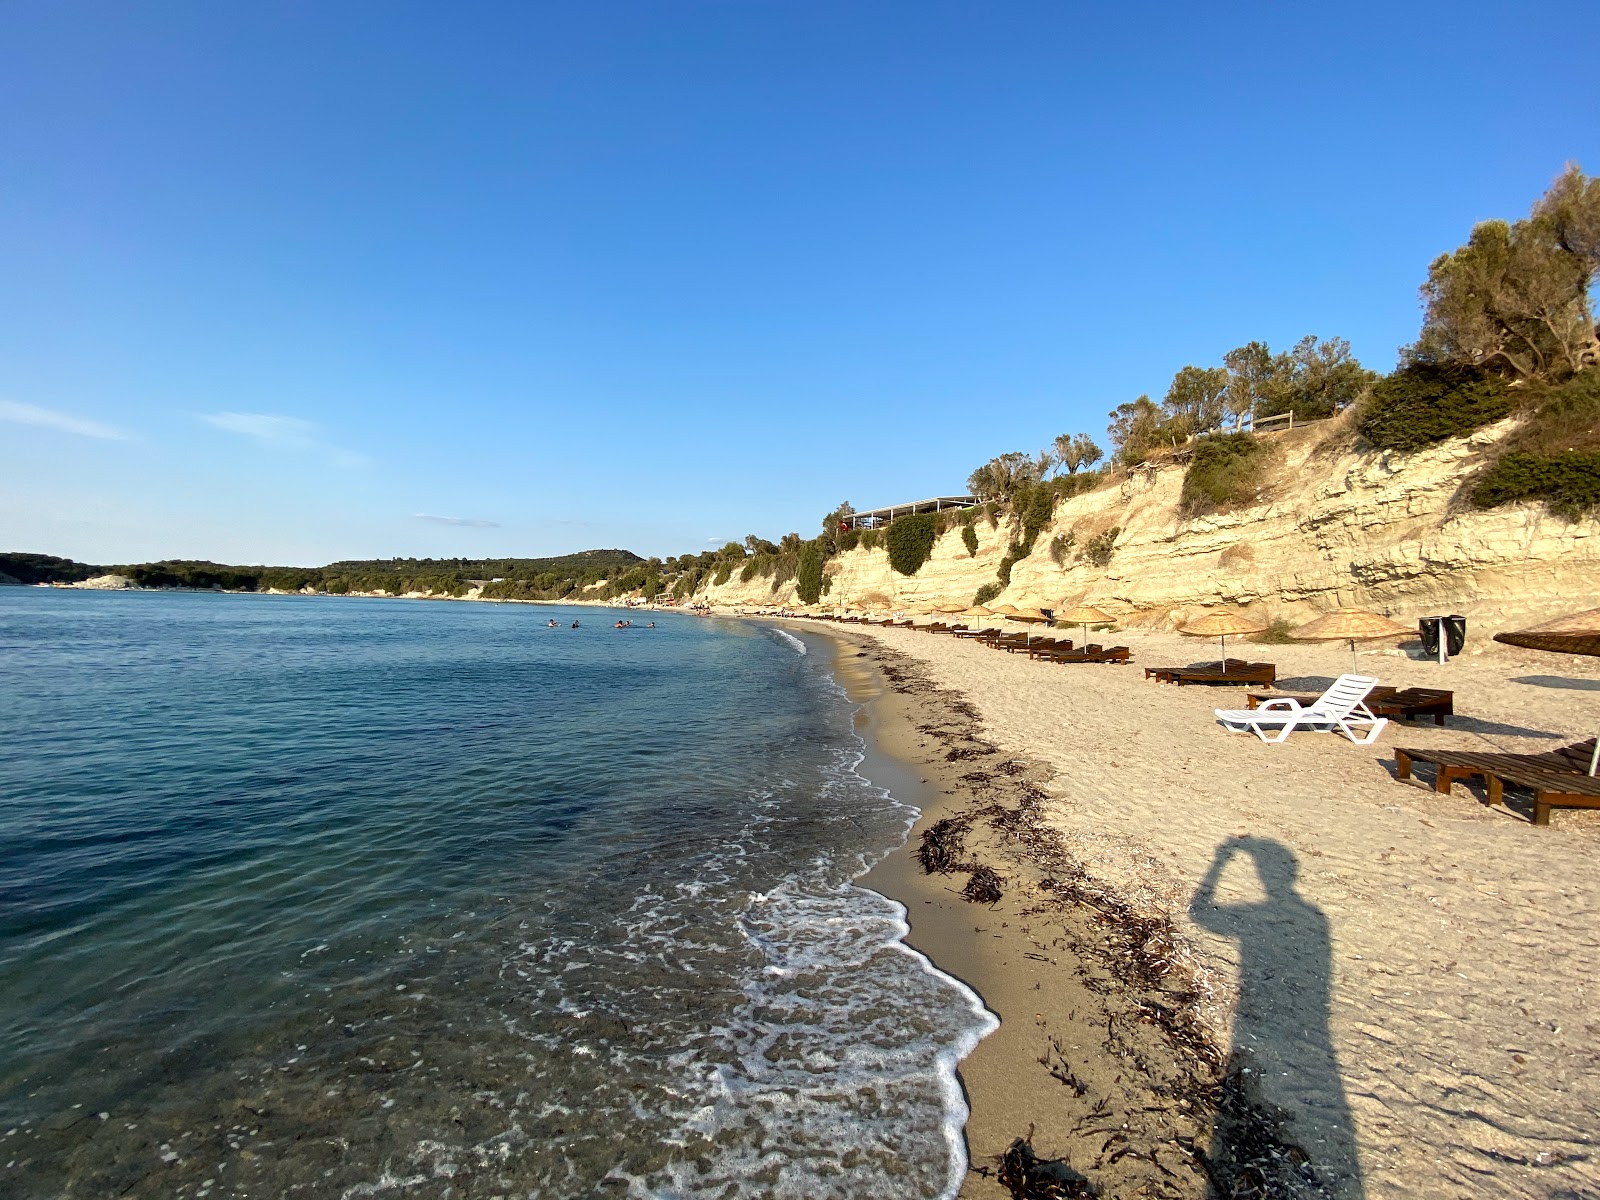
{"left": 916, "top": 817, "right": 970, "bottom": 874}
{"left": 997, "top": 1128, "right": 1095, "bottom": 1198}
{"left": 962, "top": 865, "right": 1005, "bottom": 905}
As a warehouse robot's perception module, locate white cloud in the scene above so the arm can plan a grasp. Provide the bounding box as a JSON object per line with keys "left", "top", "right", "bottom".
{"left": 200, "top": 411, "right": 368, "bottom": 467}
{"left": 0, "top": 400, "right": 132, "bottom": 440}
{"left": 413, "top": 513, "right": 500, "bottom": 528}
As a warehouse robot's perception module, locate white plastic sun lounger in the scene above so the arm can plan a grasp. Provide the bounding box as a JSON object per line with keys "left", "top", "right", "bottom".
{"left": 1215, "top": 674, "right": 1387, "bottom": 745}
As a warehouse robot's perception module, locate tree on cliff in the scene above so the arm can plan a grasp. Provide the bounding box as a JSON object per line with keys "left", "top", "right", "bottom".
{"left": 967, "top": 452, "right": 1043, "bottom": 501}
{"left": 1412, "top": 164, "right": 1600, "bottom": 382}
{"left": 1052, "top": 432, "right": 1103, "bottom": 475}
{"left": 1106, "top": 395, "right": 1164, "bottom": 465}
{"left": 1163, "top": 366, "right": 1230, "bottom": 439}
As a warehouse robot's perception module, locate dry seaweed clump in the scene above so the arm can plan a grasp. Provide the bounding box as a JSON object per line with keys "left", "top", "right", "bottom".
{"left": 916, "top": 817, "right": 970, "bottom": 874}
{"left": 998, "top": 1129, "right": 1095, "bottom": 1197}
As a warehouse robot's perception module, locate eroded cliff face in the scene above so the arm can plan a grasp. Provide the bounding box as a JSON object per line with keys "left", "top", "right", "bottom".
{"left": 694, "top": 418, "right": 1598, "bottom": 626}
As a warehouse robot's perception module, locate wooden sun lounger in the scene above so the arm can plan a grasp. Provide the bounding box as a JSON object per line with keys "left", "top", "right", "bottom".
{"left": 1252, "top": 687, "right": 1453, "bottom": 725}
{"left": 1026, "top": 639, "right": 1073, "bottom": 659}
{"left": 1484, "top": 766, "right": 1600, "bottom": 826}
{"left": 1147, "top": 660, "right": 1276, "bottom": 686}
{"left": 1394, "top": 739, "right": 1597, "bottom": 795}
{"left": 1043, "top": 644, "right": 1131, "bottom": 664}
{"left": 1004, "top": 637, "right": 1058, "bottom": 654}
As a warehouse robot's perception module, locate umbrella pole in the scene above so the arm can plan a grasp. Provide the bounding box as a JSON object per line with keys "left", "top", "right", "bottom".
{"left": 1590, "top": 725, "right": 1598, "bottom": 777}
{"left": 1351, "top": 638, "right": 1358, "bottom": 674}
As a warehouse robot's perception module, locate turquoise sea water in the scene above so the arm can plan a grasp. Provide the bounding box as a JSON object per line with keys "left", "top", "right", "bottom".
{"left": 0, "top": 590, "right": 992, "bottom": 1198}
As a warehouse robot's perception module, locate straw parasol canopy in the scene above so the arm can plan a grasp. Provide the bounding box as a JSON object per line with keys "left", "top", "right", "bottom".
{"left": 1008, "top": 605, "right": 1050, "bottom": 645}
{"left": 1180, "top": 610, "right": 1266, "bottom": 663}
{"left": 961, "top": 604, "right": 996, "bottom": 629}
{"left": 1493, "top": 608, "right": 1600, "bottom": 659}
{"left": 1291, "top": 609, "right": 1412, "bottom": 673}
{"left": 1059, "top": 603, "right": 1115, "bottom": 647}
{"left": 1495, "top": 609, "right": 1600, "bottom": 775}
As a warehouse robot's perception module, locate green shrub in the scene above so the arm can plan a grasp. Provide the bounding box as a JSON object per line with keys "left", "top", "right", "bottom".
{"left": 1049, "top": 469, "right": 1104, "bottom": 502}
{"left": 1080, "top": 528, "right": 1120, "bottom": 568}
{"left": 1247, "top": 617, "right": 1299, "bottom": 644}
{"left": 838, "top": 528, "right": 863, "bottom": 552}
{"left": 1358, "top": 363, "right": 1513, "bottom": 451}
{"left": 1471, "top": 451, "right": 1600, "bottom": 519}
{"left": 961, "top": 525, "right": 979, "bottom": 557}
{"left": 885, "top": 513, "right": 939, "bottom": 576}
{"left": 860, "top": 528, "right": 882, "bottom": 551}
{"left": 973, "top": 582, "right": 1001, "bottom": 607}
{"left": 712, "top": 560, "right": 734, "bottom": 586}
{"left": 1048, "top": 533, "right": 1074, "bottom": 565}
{"left": 1180, "top": 432, "right": 1271, "bottom": 516}
{"left": 1499, "top": 370, "right": 1600, "bottom": 456}
{"left": 740, "top": 559, "right": 761, "bottom": 583}
{"left": 795, "top": 540, "right": 827, "bottom": 603}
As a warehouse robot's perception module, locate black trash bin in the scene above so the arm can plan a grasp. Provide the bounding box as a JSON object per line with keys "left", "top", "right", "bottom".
{"left": 1444, "top": 614, "right": 1467, "bottom": 657}
{"left": 1418, "top": 616, "right": 1442, "bottom": 657}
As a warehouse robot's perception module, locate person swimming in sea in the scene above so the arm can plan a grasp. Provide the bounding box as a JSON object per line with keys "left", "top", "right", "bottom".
{"left": 548, "top": 618, "right": 557, "bottom": 628}
{"left": 646, "top": 622, "right": 656, "bottom": 628}
{"left": 571, "top": 620, "right": 580, "bottom": 628}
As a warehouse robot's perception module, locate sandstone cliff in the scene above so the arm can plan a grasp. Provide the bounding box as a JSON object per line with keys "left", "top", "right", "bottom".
{"left": 692, "top": 417, "right": 1598, "bottom": 627}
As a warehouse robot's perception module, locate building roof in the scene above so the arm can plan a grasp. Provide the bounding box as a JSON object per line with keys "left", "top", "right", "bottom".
{"left": 850, "top": 496, "right": 977, "bottom": 523}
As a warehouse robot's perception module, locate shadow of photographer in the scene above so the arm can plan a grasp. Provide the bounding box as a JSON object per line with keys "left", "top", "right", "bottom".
{"left": 1192, "top": 835, "right": 1365, "bottom": 1198}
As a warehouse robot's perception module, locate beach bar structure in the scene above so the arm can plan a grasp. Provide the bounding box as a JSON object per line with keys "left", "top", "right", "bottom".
{"left": 846, "top": 496, "right": 978, "bottom": 530}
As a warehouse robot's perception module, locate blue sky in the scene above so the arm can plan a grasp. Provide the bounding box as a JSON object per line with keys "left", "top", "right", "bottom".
{"left": 2, "top": 1, "right": 1595, "bottom": 565}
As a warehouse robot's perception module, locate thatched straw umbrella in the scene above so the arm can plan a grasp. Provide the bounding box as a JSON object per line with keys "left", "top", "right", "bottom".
{"left": 1059, "top": 603, "right": 1116, "bottom": 649}
{"left": 1009, "top": 605, "right": 1050, "bottom": 646}
{"left": 961, "top": 603, "right": 996, "bottom": 630}
{"left": 1494, "top": 608, "right": 1600, "bottom": 775}
{"left": 1291, "top": 609, "right": 1412, "bottom": 674}
{"left": 1180, "top": 610, "right": 1265, "bottom": 664}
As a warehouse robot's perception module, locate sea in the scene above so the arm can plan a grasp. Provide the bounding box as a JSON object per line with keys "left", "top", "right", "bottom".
{"left": 0, "top": 588, "right": 995, "bottom": 1199}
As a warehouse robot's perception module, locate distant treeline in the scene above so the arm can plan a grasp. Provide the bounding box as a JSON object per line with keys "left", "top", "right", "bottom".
{"left": 1, "top": 549, "right": 648, "bottom": 599}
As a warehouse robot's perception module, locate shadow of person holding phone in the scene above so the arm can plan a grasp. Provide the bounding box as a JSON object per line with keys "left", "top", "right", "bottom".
{"left": 1192, "top": 836, "right": 1364, "bottom": 1198}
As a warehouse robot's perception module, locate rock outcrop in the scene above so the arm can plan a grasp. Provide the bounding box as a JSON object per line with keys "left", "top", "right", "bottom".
{"left": 693, "top": 417, "right": 1598, "bottom": 627}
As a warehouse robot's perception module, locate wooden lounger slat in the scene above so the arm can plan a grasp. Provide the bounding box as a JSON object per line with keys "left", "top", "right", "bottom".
{"left": 1486, "top": 766, "right": 1600, "bottom": 826}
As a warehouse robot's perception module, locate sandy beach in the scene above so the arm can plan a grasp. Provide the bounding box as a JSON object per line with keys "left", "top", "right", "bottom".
{"left": 799, "top": 619, "right": 1600, "bottom": 1199}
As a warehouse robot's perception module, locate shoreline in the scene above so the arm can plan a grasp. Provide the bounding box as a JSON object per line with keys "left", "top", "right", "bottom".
{"left": 804, "top": 622, "right": 1309, "bottom": 1199}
